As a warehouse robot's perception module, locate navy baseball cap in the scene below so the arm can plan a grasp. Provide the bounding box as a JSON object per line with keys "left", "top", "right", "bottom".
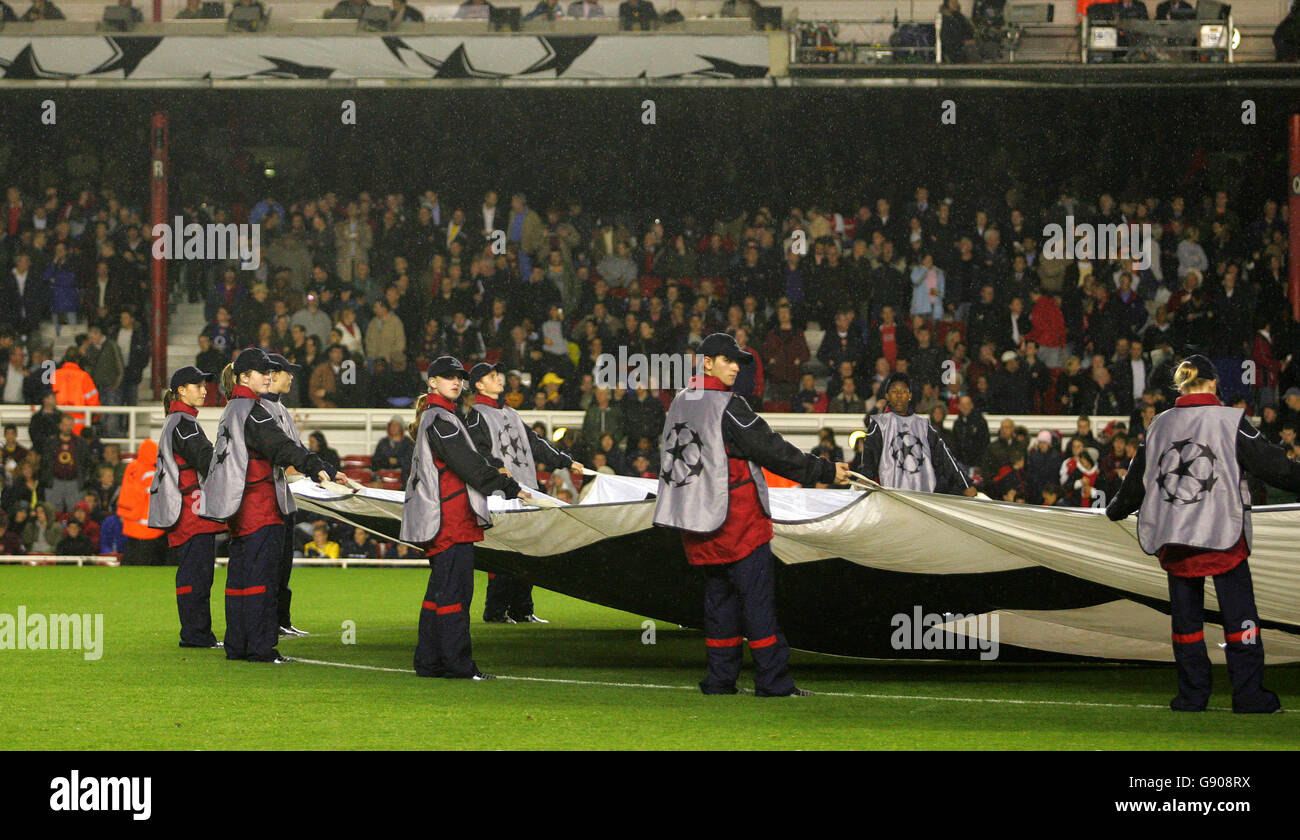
{"left": 231, "top": 347, "right": 277, "bottom": 376}
{"left": 468, "top": 362, "right": 503, "bottom": 387}
{"left": 1182, "top": 354, "right": 1218, "bottom": 382}
{"left": 697, "top": 332, "right": 753, "bottom": 365}
{"left": 427, "top": 355, "right": 469, "bottom": 380}
{"left": 266, "top": 353, "right": 302, "bottom": 376}
{"left": 169, "top": 366, "right": 216, "bottom": 390}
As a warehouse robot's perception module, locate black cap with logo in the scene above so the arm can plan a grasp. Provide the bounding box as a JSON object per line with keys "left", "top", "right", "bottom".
{"left": 169, "top": 366, "right": 216, "bottom": 390}
{"left": 427, "top": 355, "right": 469, "bottom": 380}
{"left": 468, "top": 362, "right": 504, "bottom": 388}
{"left": 232, "top": 347, "right": 279, "bottom": 376}
{"left": 697, "top": 332, "right": 754, "bottom": 365}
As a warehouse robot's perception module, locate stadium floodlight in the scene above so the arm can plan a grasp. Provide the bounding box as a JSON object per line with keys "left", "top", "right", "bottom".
{"left": 1090, "top": 25, "right": 1118, "bottom": 50}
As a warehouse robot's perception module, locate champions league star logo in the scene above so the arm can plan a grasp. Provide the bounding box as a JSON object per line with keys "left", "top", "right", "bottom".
{"left": 214, "top": 425, "right": 232, "bottom": 465}
{"left": 500, "top": 428, "right": 530, "bottom": 471}
{"left": 1155, "top": 438, "right": 1219, "bottom": 505}
{"left": 663, "top": 421, "right": 705, "bottom": 488}
{"left": 889, "top": 429, "right": 927, "bottom": 474}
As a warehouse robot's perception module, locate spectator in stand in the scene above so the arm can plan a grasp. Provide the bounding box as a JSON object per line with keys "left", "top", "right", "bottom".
{"left": 21, "top": 0, "right": 64, "bottom": 20}
{"left": 525, "top": 0, "right": 565, "bottom": 19}
{"left": 792, "top": 373, "right": 829, "bottom": 413}
{"left": 990, "top": 350, "right": 1033, "bottom": 414}
{"left": 24, "top": 503, "right": 63, "bottom": 554}
{"left": 293, "top": 290, "right": 334, "bottom": 347}
{"left": 568, "top": 0, "right": 603, "bottom": 16}
{"left": 759, "top": 302, "right": 809, "bottom": 404}
{"left": 939, "top": 0, "right": 977, "bottom": 63}
{"left": 952, "top": 394, "right": 989, "bottom": 469}
{"left": 308, "top": 432, "right": 341, "bottom": 472}
{"left": 2, "top": 348, "right": 26, "bottom": 404}
{"left": 1, "top": 253, "right": 49, "bottom": 340}
{"left": 865, "top": 305, "right": 915, "bottom": 372}
{"left": 1025, "top": 429, "right": 1062, "bottom": 503}
{"left": 582, "top": 387, "right": 624, "bottom": 450}
{"left": 731, "top": 327, "right": 764, "bottom": 407}
{"left": 51, "top": 348, "right": 99, "bottom": 435}
{"left": 910, "top": 252, "right": 946, "bottom": 323}
{"left": 391, "top": 0, "right": 424, "bottom": 21}
{"left": 828, "top": 375, "right": 864, "bottom": 414}
{"left": 113, "top": 310, "right": 149, "bottom": 406}
{"left": 0, "top": 513, "right": 24, "bottom": 555}
{"left": 309, "top": 344, "right": 349, "bottom": 408}
{"left": 1025, "top": 290, "right": 1066, "bottom": 369}
{"left": 341, "top": 527, "right": 381, "bottom": 559}
{"left": 622, "top": 386, "right": 665, "bottom": 448}
{"left": 303, "top": 522, "right": 341, "bottom": 559}
{"left": 372, "top": 416, "right": 415, "bottom": 482}
{"left": 984, "top": 417, "right": 1026, "bottom": 478}
{"left": 618, "top": 0, "right": 657, "bottom": 29}
{"left": 41, "top": 414, "right": 92, "bottom": 514}
{"left": 365, "top": 297, "right": 407, "bottom": 367}
{"left": 455, "top": 0, "right": 492, "bottom": 18}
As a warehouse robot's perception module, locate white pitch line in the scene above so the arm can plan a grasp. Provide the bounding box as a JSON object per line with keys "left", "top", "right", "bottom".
{"left": 291, "top": 657, "right": 1199, "bottom": 710}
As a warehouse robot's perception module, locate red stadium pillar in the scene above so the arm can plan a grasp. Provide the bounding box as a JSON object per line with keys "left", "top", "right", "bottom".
{"left": 153, "top": 0, "right": 161, "bottom": 22}
{"left": 1290, "top": 113, "right": 1300, "bottom": 324}
{"left": 150, "top": 112, "right": 169, "bottom": 400}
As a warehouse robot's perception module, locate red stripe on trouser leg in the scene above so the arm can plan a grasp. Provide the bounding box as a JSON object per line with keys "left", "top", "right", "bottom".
{"left": 436, "top": 603, "right": 462, "bottom": 615}
{"left": 225, "top": 585, "right": 268, "bottom": 597}
{"left": 749, "top": 635, "right": 777, "bottom": 649}
{"left": 176, "top": 585, "right": 193, "bottom": 595}
{"left": 1226, "top": 627, "right": 1258, "bottom": 643}
{"left": 422, "top": 601, "right": 438, "bottom": 611}
{"left": 1172, "top": 630, "right": 1205, "bottom": 644}
{"left": 706, "top": 636, "right": 742, "bottom": 647}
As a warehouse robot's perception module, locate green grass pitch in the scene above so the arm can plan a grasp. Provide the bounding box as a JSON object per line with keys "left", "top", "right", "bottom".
{"left": 3, "top": 566, "right": 1298, "bottom": 750}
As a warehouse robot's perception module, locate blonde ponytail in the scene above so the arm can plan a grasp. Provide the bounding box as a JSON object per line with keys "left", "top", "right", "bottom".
{"left": 221, "top": 363, "right": 236, "bottom": 399}
{"left": 1173, "top": 360, "right": 1210, "bottom": 394}
{"left": 409, "top": 392, "right": 430, "bottom": 439}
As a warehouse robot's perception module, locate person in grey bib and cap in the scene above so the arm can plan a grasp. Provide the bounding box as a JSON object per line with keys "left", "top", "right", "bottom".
{"left": 401, "top": 355, "right": 532, "bottom": 680}
{"left": 466, "top": 361, "right": 584, "bottom": 624}
{"left": 1107, "top": 354, "right": 1300, "bottom": 713}
{"left": 265, "top": 353, "right": 309, "bottom": 637}
{"left": 199, "top": 348, "right": 341, "bottom": 664}
{"left": 654, "top": 333, "right": 849, "bottom": 697}
{"left": 149, "top": 365, "right": 227, "bottom": 649}
{"left": 854, "top": 371, "right": 977, "bottom": 496}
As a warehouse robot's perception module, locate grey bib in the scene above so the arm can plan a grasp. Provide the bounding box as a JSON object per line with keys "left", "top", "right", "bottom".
{"left": 400, "top": 405, "right": 491, "bottom": 544}
{"left": 472, "top": 401, "right": 538, "bottom": 490}
{"left": 653, "top": 388, "right": 768, "bottom": 534}
{"left": 264, "top": 398, "right": 300, "bottom": 514}
{"left": 1138, "top": 405, "right": 1250, "bottom": 555}
{"left": 874, "top": 412, "right": 937, "bottom": 492}
{"left": 198, "top": 399, "right": 292, "bottom": 520}
{"left": 148, "top": 412, "right": 190, "bottom": 530}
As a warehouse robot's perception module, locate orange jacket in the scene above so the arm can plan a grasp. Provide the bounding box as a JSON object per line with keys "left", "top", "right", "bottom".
{"left": 52, "top": 362, "right": 101, "bottom": 434}
{"left": 118, "top": 439, "right": 164, "bottom": 540}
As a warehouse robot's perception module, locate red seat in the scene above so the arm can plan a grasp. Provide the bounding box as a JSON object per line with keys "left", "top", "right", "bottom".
{"left": 375, "top": 469, "right": 402, "bottom": 482}
{"left": 344, "top": 468, "right": 372, "bottom": 484}
{"left": 341, "top": 455, "right": 371, "bottom": 468}
{"left": 485, "top": 348, "right": 502, "bottom": 364}
{"left": 762, "top": 400, "right": 792, "bottom": 413}
{"left": 379, "top": 475, "right": 402, "bottom": 488}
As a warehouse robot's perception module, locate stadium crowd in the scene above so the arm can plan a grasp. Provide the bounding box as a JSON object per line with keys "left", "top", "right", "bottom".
{"left": 0, "top": 172, "right": 1297, "bottom": 556}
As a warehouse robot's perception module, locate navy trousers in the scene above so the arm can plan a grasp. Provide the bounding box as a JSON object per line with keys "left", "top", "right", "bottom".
{"left": 276, "top": 513, "right": 295, "bottom": 628}
{"left": 483, "top": 572, "right": 534, "bottom": 621}
{"left": 173, "top": 532, "right": 218, "bottom": 647}
{"left": 414, "top": 542, "right": 479, "bottom": 678}
{"left": 1167, "top": 559, "right": 1279, "bottom": 712}
{"left": 224, "top": 524, "right": 284, "bottom": 662}
{"left": 700, "top": 542, "right": 796, "bottom": 696}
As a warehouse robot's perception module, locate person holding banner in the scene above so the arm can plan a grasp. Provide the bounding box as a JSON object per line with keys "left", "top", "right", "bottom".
{"left": 149, "top": 365, "right": 227, "bottom": 648}
{"left": 466, "top": 360, "right": 583, "bottom": 624}
{"left": 264, "top": 353, "right": 309, "bottom": 637}
{"left": 654, "top": 333, "right": 848, "bottom": 697}
{"left": 400, "top": 356, "right": 531, "bottom": 680}
{"left": 854, "top": 372, "right": 977, "bottom": 496}
{"left": 199, "top": 348, "right": 338, "bottom": 664}
{"left": 1107, "top": 354, "right": 1300, "bottom": 713}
